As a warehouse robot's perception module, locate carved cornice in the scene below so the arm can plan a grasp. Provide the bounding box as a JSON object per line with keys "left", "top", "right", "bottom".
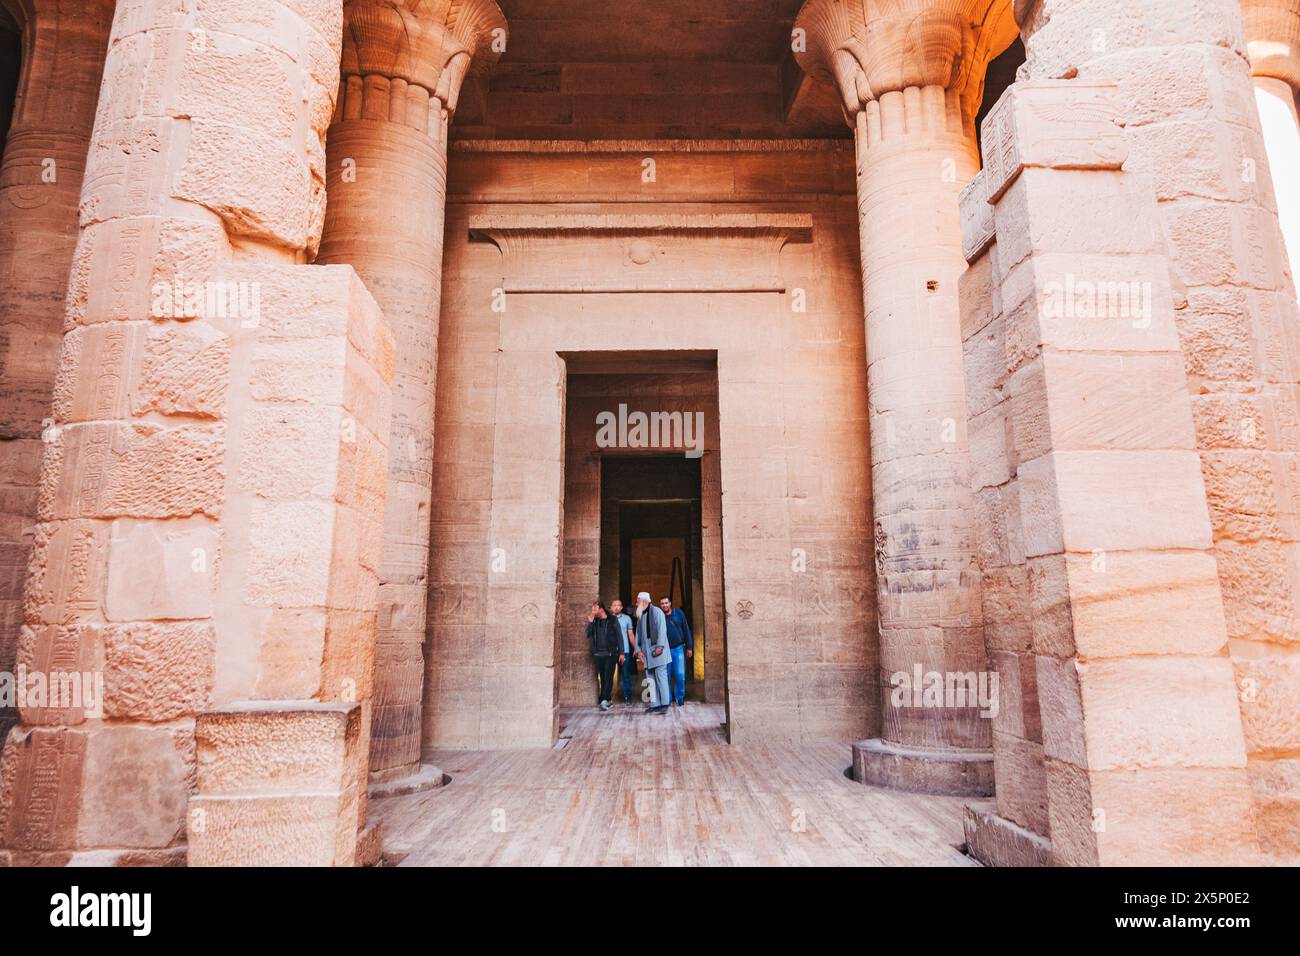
{"left": 340, "top": 0, "right": 506, "bottom": 114}
{"left": 449, "top": 138, "right": 855, "bottom": 153}
{"left": 1242, "top": 0, "right": 1300, "bottom": 92}
{"left": 793, "top": 0, "right": 1018, "bottom": 127}
{"left": 468, "top": 213, "right": 812, "bottom": 294}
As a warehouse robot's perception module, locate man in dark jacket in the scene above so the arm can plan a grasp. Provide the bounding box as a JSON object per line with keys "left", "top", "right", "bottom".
{"left": 659, "top": 596, "right": 694, "bottom": 706}
{"left": 586, "top": 600, "right": 624, "bottom": 710}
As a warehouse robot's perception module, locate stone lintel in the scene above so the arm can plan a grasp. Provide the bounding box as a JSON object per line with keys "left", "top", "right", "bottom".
{"left": 468, "top": 212, "right": 814, "bottom": 239}
{"left": 469, "top": 213, "right": 814, "bottom": 294}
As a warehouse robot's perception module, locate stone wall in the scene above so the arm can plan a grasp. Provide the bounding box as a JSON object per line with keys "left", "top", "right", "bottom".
{"left": 425, "top": 140, "right": 876, "bottom": 750}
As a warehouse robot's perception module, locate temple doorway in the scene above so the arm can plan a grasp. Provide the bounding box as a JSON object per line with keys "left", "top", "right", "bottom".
{"left": 557, "top": 358, "right": 727, "bottom": 724}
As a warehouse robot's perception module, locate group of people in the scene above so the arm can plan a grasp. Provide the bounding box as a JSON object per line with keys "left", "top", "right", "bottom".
{"left": 586, "top": 593, "right": 694, "bottom": 713}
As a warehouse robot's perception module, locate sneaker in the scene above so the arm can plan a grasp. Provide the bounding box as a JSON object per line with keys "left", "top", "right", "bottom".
{"left": 599, "top": 700, "right": 611, "bottom": 710}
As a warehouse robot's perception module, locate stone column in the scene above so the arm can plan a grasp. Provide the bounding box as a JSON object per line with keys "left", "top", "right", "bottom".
{"left": 1243, "top": 0, "right": 1300, "bottom": 291}
{"left": 794, "top": 0, "right": 1017, "bottom": 794}
{"left": 0, "top": 0, "right": 115, "bottom": 744}
{"left": 0, "top": 0, "right": 396, "bottom": 867}
{"left": 1017, "top": 0, "right": 1300, "bottom": 866}
{"left": 317, "top": 0, "right": 505, "bottom": 784}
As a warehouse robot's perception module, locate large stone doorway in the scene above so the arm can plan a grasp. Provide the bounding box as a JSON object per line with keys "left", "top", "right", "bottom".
{"left": 558, "top": 361, "right": 724, "bottom": 715}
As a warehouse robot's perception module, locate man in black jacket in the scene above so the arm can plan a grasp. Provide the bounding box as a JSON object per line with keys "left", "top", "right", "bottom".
{"left": 586, "top": 600, "right": 624, "bottom": 711}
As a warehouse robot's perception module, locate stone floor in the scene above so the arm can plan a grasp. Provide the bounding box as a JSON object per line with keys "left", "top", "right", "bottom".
{"left": 370, "top": 703, "right": 976, "bottom": 866}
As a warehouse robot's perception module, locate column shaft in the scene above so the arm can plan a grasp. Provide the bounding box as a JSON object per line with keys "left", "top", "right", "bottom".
{"left": 318, "top": 85, "right": 447, "bottom": 778}
{"left": 852, "top": 88, "right": 993, "bottom": 794}
{"left": 315, "top": 0, "right": 505, "bottom": 779}
{"left": 793, "top": 0, "right": 1016, "bottom": 795}
{"left": 0, "top": 0, "right": 382, "bottom": 866}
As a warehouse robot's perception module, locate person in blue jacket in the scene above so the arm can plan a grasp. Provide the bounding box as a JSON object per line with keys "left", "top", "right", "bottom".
{"left": 658, "top": 595, "right": 694, "bottom": 706}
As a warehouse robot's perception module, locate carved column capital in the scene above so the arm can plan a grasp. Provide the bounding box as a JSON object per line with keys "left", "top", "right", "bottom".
{"left": 340, "top": 0, "right": 506, "bottom": 115}
{"left": 793, "top": 0, "right": 1018, "bottom": 126}
{"left": 1242, "top": 0, "right": 1300, "bottom": 93}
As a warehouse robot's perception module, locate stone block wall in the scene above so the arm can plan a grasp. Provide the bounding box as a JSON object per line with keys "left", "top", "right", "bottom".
{"left": 0, "top": 0, "right": 396, "bottom": 866}
{"left": 1019, "top": 0, "right": 1300, "bottom": 866}
{"left": 959, "top": 78, "right": 1259, "bottom": 866}
{"left": 425, "top": 141, "right": 876, "bottom": 750}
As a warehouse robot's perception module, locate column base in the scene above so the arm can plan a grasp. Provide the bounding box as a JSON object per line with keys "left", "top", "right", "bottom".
{"left": 356, "top": 820, "right": 385, "bottom": 867}
{"left": 366, "top": 762, "right": 448, "bottom": 798}
{"left": 851, "top": 737, "right": 994, "bottom": 797}
{"left": 962, "top": 801, "right": 1053, "bottom": 867}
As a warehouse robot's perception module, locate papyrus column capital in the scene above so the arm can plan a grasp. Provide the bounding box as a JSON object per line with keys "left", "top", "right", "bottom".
{"left": 1242, "top": 0, "right": 1300, "bottom": 93}
{"left": 340, "top": 0, "right": 506, "bottom": 116}
{"left": 793, "top": 0, "right": 1018, "bottom": 126}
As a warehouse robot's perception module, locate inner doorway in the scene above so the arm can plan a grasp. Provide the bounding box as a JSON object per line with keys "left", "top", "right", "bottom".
{"left": 606, "top": 456, "right": 705, "bottom": 702}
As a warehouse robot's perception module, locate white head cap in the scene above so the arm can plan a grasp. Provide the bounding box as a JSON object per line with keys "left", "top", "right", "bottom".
{"left": 636, "top": 592, "right": 651, "bottom": 603}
